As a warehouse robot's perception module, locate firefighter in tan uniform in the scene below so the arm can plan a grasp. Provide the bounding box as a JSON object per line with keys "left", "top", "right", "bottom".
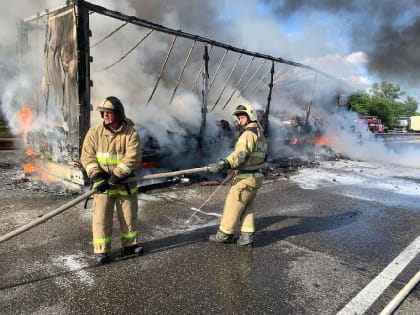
{"left": 208, "top": 103, "right": 267, "bottom": 246}
{"left": 81, "top": 96, "right": 142, "bottom": 264}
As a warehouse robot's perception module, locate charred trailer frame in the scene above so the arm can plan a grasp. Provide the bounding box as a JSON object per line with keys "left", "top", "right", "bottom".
{"left": 16, "top": 0, "right": 337, "bottom": 188}
{"left": 17, "top": 2, "right": 90, "bottom": 187}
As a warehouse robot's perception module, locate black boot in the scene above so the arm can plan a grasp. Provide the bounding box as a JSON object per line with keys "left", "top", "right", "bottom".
{"left": 209, "top": 230, "right": 234, "bottom": 243}
{"left": 237, "top": 232, "right": 254, "bottom": 246}
{"left": 121, "top": 244, "right": 143, "bottom": 257}
{"left": 95, "top": 253, "right": 113, "bottom": 264}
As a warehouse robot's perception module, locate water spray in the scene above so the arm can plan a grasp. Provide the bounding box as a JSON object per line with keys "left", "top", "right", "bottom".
{"left": 185, "top": 174, "right": 232, "bottom": 223}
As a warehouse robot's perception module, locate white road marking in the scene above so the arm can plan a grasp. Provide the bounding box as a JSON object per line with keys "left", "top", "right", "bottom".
{"left": 337, "top": 235, "right": 420, "bottom": 315}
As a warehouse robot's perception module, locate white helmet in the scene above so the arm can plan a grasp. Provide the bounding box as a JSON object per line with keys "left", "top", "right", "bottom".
{"left": 233, "top": 103, "right": 257, "bottom": 121}
{"left": 97, "top": 96, "right": 126, "bottom": 121}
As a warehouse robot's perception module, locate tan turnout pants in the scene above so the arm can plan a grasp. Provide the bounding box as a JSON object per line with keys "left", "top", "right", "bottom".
{"left": 219, "top": 176, "right": 263, "bottom": 235}
{"left": 92, "top": 193, "right": 139, "bottom": 254}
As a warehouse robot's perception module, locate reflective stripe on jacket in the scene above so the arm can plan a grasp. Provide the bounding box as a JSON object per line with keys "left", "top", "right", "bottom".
{"left": 81, "top": 120, "right": 142, "bottom": 195}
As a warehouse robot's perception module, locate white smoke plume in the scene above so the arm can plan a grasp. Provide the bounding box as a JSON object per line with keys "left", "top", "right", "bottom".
{"left": 0, "top": 0, "right": 418, "bottom": 170}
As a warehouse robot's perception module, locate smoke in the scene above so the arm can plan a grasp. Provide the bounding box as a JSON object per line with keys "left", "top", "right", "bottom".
{"left": 0, "top": 0, "right": 233, "bottom": 166}
{"left": 324, "top": 111, "right": 420, "bottom": 169}
{"left": 1, "top": 0, "right": 419, "bottom": 171}
{"left": 0, "top": 1, "right": 41, "bottom": 128}
{"left": 88, "top": 0, "right": 306, "bottom": 165}
{"left": 366, "top": 17, "right": 420, "bottom": 86}
{"left": 262, "top": 0, "right": 420, "bottom": 100}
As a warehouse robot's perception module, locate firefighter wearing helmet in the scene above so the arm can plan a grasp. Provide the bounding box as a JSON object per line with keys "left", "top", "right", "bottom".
{"left": 81, "top": 96, "right": 143, "bottom": 264}
{"left": 207, "top": 103, "right": 267, "bottom": 246}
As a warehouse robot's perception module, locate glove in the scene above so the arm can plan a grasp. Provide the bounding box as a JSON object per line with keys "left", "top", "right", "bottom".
{"left": 208, "top": 159, "right": 229, "bottom": 173}
{"left": 91, "top": 171, "right": 110, "bottom": 193}
{"left": 108, "top": 172, "right": 133, "bottom": 186}
{"left": 108, "top": 174, "right": 124, "bottom": 186}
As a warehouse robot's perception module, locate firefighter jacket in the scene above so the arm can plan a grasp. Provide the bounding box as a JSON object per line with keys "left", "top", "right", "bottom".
{"left": 225, "top": 121, "right": 267, "bottom": 178}
{"left": 81, "top": 120, "right": 142, "bottom": 195}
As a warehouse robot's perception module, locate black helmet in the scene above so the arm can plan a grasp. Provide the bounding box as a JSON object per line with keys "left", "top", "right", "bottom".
{"left": 97, "top": 96, "right": 126, "bottom": 121}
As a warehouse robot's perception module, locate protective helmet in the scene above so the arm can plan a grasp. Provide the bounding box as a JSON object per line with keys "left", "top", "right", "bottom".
{"left": 233, "top": 103, "right": 257, "bottom": 121}
{"left": 97, "top": 96, "right": 126, "bottom": 121}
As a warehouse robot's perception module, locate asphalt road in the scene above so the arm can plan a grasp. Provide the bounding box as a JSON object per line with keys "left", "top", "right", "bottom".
{"left": 0, "top": 156, "right": 419, "bottom": 314}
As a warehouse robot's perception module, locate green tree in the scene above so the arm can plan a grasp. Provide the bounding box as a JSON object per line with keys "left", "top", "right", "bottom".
{"left": 368, "top": 96, "right": 394, "bottom": 127}
{"left": 347, "top": 91, "right": 370, "bottom": 114}
{"left": 403, "top": 96, "right": 418, "bottom": 113}
{"left": 347, "top": 81, "right": 418, "bottom": 129}
{"left": 371, "top": 81, "right": 405, "bottom": 101}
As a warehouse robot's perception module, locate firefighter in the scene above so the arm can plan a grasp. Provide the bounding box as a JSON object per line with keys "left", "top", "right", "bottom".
{"left": 207, "top": 103, "right": 267, "bottom": 246}
{"left": 81, "top": 96, "right": 142, "bottom": 264}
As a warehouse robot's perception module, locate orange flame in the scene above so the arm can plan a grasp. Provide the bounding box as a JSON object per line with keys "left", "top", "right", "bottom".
{"left": 313, "top": 136, "right": 332, "bottom": 146}
{"left": 19, "top": 105, "right": 56, "bottom": 183}
{"left": 19, "top": 104, "right": 34, "bottom": 144}
{"left": 26, "top": 146, "right": 38, "bottom": 157}
{"left": 291, "top": 135, "right": 333, "bottom": 147}
{"left": 22, "top": 162, "right": 56, "bottom": 182}
{"left": 18, "top": 104, "right": 40, "bottom": 156}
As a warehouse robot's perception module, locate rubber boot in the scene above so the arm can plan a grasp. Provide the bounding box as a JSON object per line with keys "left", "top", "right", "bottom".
{"left": 209, "top": 230, "right": 234, "bottom": 243}
{"left": 95, "top": 253, "right": 114, "bottom": 264}
{"left": 237, "top": 232, "right": 254, "bottom": 246}
{"left": 121, "top": 244, "right": 143, "bottom": 257}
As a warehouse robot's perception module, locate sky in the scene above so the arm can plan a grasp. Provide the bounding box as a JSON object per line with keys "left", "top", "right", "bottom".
{"left": 1, "top": 0, "right": 418, "bottom": 102}
{"left": 0, "top": 0, "right": 419, "bottom": 167}
{"left": 216, "top": 0, "right": 420, "bottom": 102}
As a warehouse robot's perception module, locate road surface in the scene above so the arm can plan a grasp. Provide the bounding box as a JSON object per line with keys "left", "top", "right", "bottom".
{"left": 0, "top": 155, "right": 419, "bottom": 314}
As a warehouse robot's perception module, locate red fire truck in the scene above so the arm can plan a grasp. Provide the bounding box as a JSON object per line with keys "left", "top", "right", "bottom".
{"left": 357, "top": 115, "right": 389, "bottom": 133}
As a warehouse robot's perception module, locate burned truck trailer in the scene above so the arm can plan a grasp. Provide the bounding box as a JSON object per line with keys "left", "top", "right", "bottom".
{"left": 17, "top": 3, "right": 90, "bottom": 186}
{"left": 15, "top": 0, "right": 338, "bottom": 188}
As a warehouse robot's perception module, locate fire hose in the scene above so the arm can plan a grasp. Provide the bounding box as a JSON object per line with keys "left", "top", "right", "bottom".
{"left": 0, "top": 166, "right": 209, "bottom": 244}
{"left": 379, "top": 270, "right": 420, "bottom": 315}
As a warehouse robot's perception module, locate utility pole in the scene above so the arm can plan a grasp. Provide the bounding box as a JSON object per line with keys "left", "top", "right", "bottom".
{"left": 263, "top": 61, "right": 275, "bottom": 137}
{"left": 75, "top": 0, "right": 91, "bottom": 158}
{"left": 198, "top": 45, "right": 209, "bottom": 155}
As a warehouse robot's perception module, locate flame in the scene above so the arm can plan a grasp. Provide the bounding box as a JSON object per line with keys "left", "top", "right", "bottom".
{"left": 18, "top": 104, "right": 41, "bottom": 157}
{"left": 291, "top": 135, "right": 333, "bottom": 147}
{"left": 19, "top": 105, "right": 56, "bottom": 183}
{"left": 19, "top": 104, "right": 34, "bottom": 144}
{"left": 22, "top": 162, "right": 57, "bottom": 182}
{"left": 26, "top": 146, "right": 38, "bottom": 156}
{"left": 313, "top": 136, "right": 332, "bottom": 146}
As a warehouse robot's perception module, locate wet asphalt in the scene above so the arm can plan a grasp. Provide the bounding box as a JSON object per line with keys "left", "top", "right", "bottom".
{"left": 0, "top": 159, "right": 419, "bottom": 314}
